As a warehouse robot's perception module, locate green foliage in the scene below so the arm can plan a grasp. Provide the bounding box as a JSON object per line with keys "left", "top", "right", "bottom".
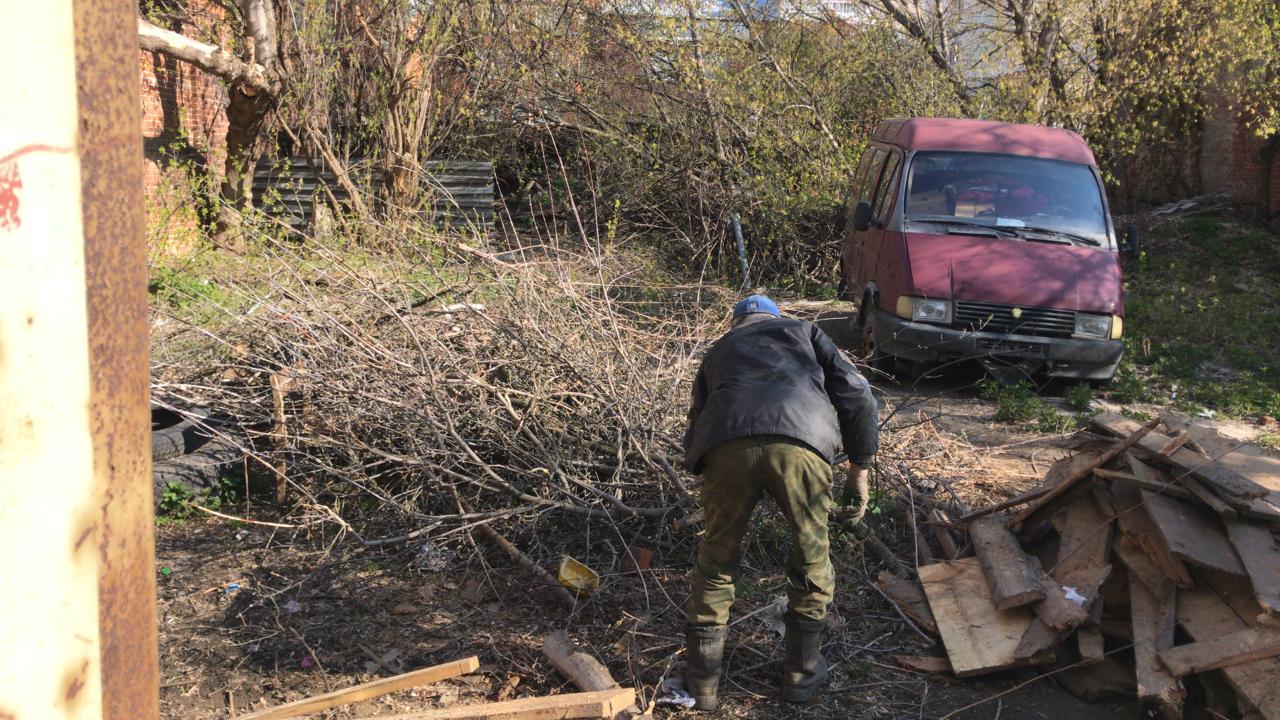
{"left": 982, "top": 380, "right": 1080, "bottom": 434}
{"left": 982, "top": 381, "right": 1042, "bottom": 424}
{"left": 149, "top": 265, "right": 221, "bottom": 309}
{"left": 1115, "top": 216, "right": 1280, "bottom": 417}
{"left": 1064, "top": 383, "right": 1094, "bottom": 412}
{"left": 156, "top": 476, "right": 241, "bottom": 525}
{"left": 1259, "top": 435, "right": 1280, "bottom": 451}
{"left": 1121, "top": 407, "right": 1154, "bottom": 422}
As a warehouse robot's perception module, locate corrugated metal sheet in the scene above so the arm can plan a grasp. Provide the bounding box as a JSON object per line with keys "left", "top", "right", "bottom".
{"left": 252, "top": 157, "right": 494, "bottom": 231}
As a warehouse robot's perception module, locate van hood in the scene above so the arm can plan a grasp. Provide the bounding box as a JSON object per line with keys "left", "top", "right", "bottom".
{"left": 905, "top": 232, "right": 1123, "bottom": 314}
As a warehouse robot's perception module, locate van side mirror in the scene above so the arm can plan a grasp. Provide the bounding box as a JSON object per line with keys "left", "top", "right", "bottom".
{"left": 1119, "top": 224, "right": 1139, "bottom": 258}
{"left": 852, "top": 201, "right": 873, "bottom": 232}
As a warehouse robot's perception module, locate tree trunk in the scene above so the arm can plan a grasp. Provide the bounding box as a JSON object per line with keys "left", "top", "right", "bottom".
{"left": 138, "top": 0, "right": 279, "bottom": 227}
{"left": 219, "top": 0, "right": 279, "bottom": 223}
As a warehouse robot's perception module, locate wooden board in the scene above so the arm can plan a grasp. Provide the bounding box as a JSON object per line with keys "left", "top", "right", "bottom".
{"left": 1110, "top": 479, "right": 1194, "bottom": 588}
{"left": 1094, "top": 413, "right": 1270, "bottom": 500}
{"left": 1225, "top": 519, "right": 1280, "bottom": 617}
{"left": 1129, "top": 572, "right": 1183, "bottom": 718}
{"left": 1159, "top": 626, "right": 1280, "bottom": 677}
{"left": 969, "top": 514, "right": 1044, "bottom": 609}
{"left": 1052, "top": 494, "right": 1112, "bottom": 579}
{"left": 1010, "top": 430, "right": 1154, "bottom": 527}
{"left": 1077, "top": 625, "right": 1105, "bottom": 664}
{"left": 1113, "top": 536, "right": 1171, "bottom": 599}
{"left": 917, "top": 558, "right": 1035, "bottom": 677}
{"left": 238, "top": 657, "right": 480, "bottom": 720}
{"left": 876, "top": 570, "right": 938, "bottom": 635}
{"left": 1141, "top": 490, "right": 1245, "bottom": 576}
{"left": 1131, "top": 453, "right": 1280, "bottom": 522}
{"left": 1176, "top": 584, "right": 1280, "bottom": 719}
{"left": 357, "top": 688, "right": 636, "bottom": 720}
{"left": 1178, "top": 475, "right": 1239, "bottom": 520}
{"left": 890, "top": 655, "right": 952, "bottom": 674}
{"left": 1027, "top": 561, "right": 1089, "bottom": 631}
{"left": 927, "top": 508, "right": 960, "bottom": 560}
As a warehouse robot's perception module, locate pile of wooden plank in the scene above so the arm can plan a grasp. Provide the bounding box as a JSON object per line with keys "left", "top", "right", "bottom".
{"left": 881, "top": 412, "right": 1280, "bottom": 719}
{"left": 233, "top": 633, "right": 635, "bottom": 719}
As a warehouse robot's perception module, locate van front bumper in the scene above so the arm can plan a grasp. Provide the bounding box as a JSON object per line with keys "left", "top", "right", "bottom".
{"left": 872, "top": 311, "right": 1124, "bottom": 381}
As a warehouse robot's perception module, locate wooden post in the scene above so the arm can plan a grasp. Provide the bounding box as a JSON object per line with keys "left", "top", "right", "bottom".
{"left": 0, "top": 1, "right": 156, "bottom": 718}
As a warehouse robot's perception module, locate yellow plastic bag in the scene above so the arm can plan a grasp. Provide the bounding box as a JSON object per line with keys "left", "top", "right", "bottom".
{"left": 557, "top": 555, "right": 600, "bottom": 595}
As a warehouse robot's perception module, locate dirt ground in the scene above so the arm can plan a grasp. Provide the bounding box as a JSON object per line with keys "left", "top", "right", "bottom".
{"left": 156, "top": 302, "right": 1175, "bottom": 720}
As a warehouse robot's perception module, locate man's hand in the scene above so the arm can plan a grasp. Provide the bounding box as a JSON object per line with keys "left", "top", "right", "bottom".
{"left": 833, "top": 464, "right": 870, "bottom": 524}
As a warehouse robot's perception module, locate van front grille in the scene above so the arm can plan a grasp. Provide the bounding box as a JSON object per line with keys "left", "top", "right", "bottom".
{"left": 954, "top": 301, "right": 1076, "bottom": 338}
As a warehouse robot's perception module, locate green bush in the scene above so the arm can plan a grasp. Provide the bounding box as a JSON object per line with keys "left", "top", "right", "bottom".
{"left": 982, "top": 380, "right": 1042, "bottom": 424}
{"left": 1064, "top": 383, "right": 1094, "bottom": 412}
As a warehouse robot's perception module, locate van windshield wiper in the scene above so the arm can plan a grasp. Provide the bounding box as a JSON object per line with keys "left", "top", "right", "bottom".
{"left": 1015, "top": 226, "right": 1102, "bottom": 247}
{"left": 910, "top": 218, "right": 1015, "bottom": 239}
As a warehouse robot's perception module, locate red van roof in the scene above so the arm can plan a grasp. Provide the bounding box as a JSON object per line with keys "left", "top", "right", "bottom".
{"left": 873, "top": 117, "right": 1096, "bottom": 166}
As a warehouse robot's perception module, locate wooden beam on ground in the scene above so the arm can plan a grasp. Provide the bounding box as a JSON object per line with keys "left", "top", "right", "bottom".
{"left": 542, "top": 631, "right": 620, "bottom": 692}
{"left": 1141, "top": 490, "right": 1245, "bottom": 576}
{"left": 1012, "top": 417, "right": 1160, "bottom": 528}
{"left": 969, "top": 514, "right": 1044, "bottom": 609}
{"left": 354, "top": 688, "right": 636, "bottom": 720}
{"left": 927, "top": 508, "right": 961, "bottom": 560}
{"left": 876, "top": 570, "right": 937, "bottom": 635}
{"left": 1110, "top": 480, "right": 1194, "bottom": 588}
{"left": 237, "top": 657, "right": 480, "bottom": 720}
{"left": 918, "top": 558, "right": 1035, "bottom": 677}
{"left": 1129, "top": 573, "right": 1183, "bottom": 719}
{"left": 1176, "top": 584, "right": 1280, "bottom": 719}
{"left": 890, "top": 655, "right": 952, "bottom": 674}
{"left": 1157, "top": 430, "right": 1191, "bottom": 458}
{"left": 1159, "top": 626, "right": 1280, "bottom": 678}
{"left": 1224, "top": 519, "right": 1280, "bottom": 618}
{"left": 1097, "top": 466, "right": 1194, "bottom": 501}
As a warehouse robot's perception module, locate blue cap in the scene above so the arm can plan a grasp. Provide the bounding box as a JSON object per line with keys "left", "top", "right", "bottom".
{"left": 733, "top": 294, "right": 780, "bottom": 319}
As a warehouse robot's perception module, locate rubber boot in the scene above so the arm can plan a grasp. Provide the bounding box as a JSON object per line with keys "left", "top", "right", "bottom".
{"left": 781, "top": 612, "right": 828, "bottom": 703}
{"left": 684, "top": 624, "right": 727, "bottom": 710}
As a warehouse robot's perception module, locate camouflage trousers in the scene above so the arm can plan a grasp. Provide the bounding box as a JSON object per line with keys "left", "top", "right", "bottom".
{"left": 687, "top": 435, "right": 835, "bottom": 625}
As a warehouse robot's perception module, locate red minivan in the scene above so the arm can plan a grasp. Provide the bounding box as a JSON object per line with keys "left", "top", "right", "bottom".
{"left": 839, "top": 117, "right": 1137, "bottom": 383}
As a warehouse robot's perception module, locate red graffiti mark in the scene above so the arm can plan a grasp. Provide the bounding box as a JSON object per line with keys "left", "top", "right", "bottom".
{"left": 0, "top": 144, "right": 75, "bottom": 233}
{"left": 0, "top": 162, "right": 23, "bottom": 231}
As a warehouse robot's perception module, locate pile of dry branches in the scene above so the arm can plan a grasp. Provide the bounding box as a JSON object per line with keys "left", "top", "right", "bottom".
{"left": 151, "top": 225, "right": 734, "bottom": 546}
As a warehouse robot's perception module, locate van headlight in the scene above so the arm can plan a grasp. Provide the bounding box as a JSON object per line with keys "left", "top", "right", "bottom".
{"left": 1074, "top": 313, "right": 1112, "bottom": 339}
{"left": 908, "top": 297, "right": 952, "bottom": 324}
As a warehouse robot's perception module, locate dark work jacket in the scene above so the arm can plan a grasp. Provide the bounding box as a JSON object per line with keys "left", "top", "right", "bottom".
{"left": 682, "top": 316, "right": 878, "bottom": 474}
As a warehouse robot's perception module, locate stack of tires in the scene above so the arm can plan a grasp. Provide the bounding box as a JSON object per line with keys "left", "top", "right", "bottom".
{"left": 151, "top": 405, "right": 243, "bottom": 510}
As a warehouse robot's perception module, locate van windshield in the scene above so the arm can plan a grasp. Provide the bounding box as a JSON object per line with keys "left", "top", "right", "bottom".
{"left": 904, "top": 152, "right": 1110, "bottom": 248}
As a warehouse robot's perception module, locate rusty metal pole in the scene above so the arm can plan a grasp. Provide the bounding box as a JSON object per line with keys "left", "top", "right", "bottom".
{"left": 74, "top": 0, "right": 159, "bottom": 717}
{"left": 0, "top": 1, "right": 157, "bottom": 718}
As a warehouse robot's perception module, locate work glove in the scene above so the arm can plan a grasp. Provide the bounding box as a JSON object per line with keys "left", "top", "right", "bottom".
{"left": 833, "top": 464, "right": 870, "bottom": 524}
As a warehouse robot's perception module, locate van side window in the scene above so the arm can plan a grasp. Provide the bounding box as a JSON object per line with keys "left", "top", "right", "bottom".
{"left": 859, "top": 148, "right": 886, "bottom": 206}
{"left": 871, "top": 152, "right": 901, "bottom": 224}
{"left": 847, "top": 147, "right": 885, "bottom": 228}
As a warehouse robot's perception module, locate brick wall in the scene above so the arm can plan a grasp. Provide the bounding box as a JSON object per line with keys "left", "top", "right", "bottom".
{"left": 140, "top": 48, "right": 228, "bottom": 193}
{"left": 139, "top": 3, "right": 230, "bottom": 202}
